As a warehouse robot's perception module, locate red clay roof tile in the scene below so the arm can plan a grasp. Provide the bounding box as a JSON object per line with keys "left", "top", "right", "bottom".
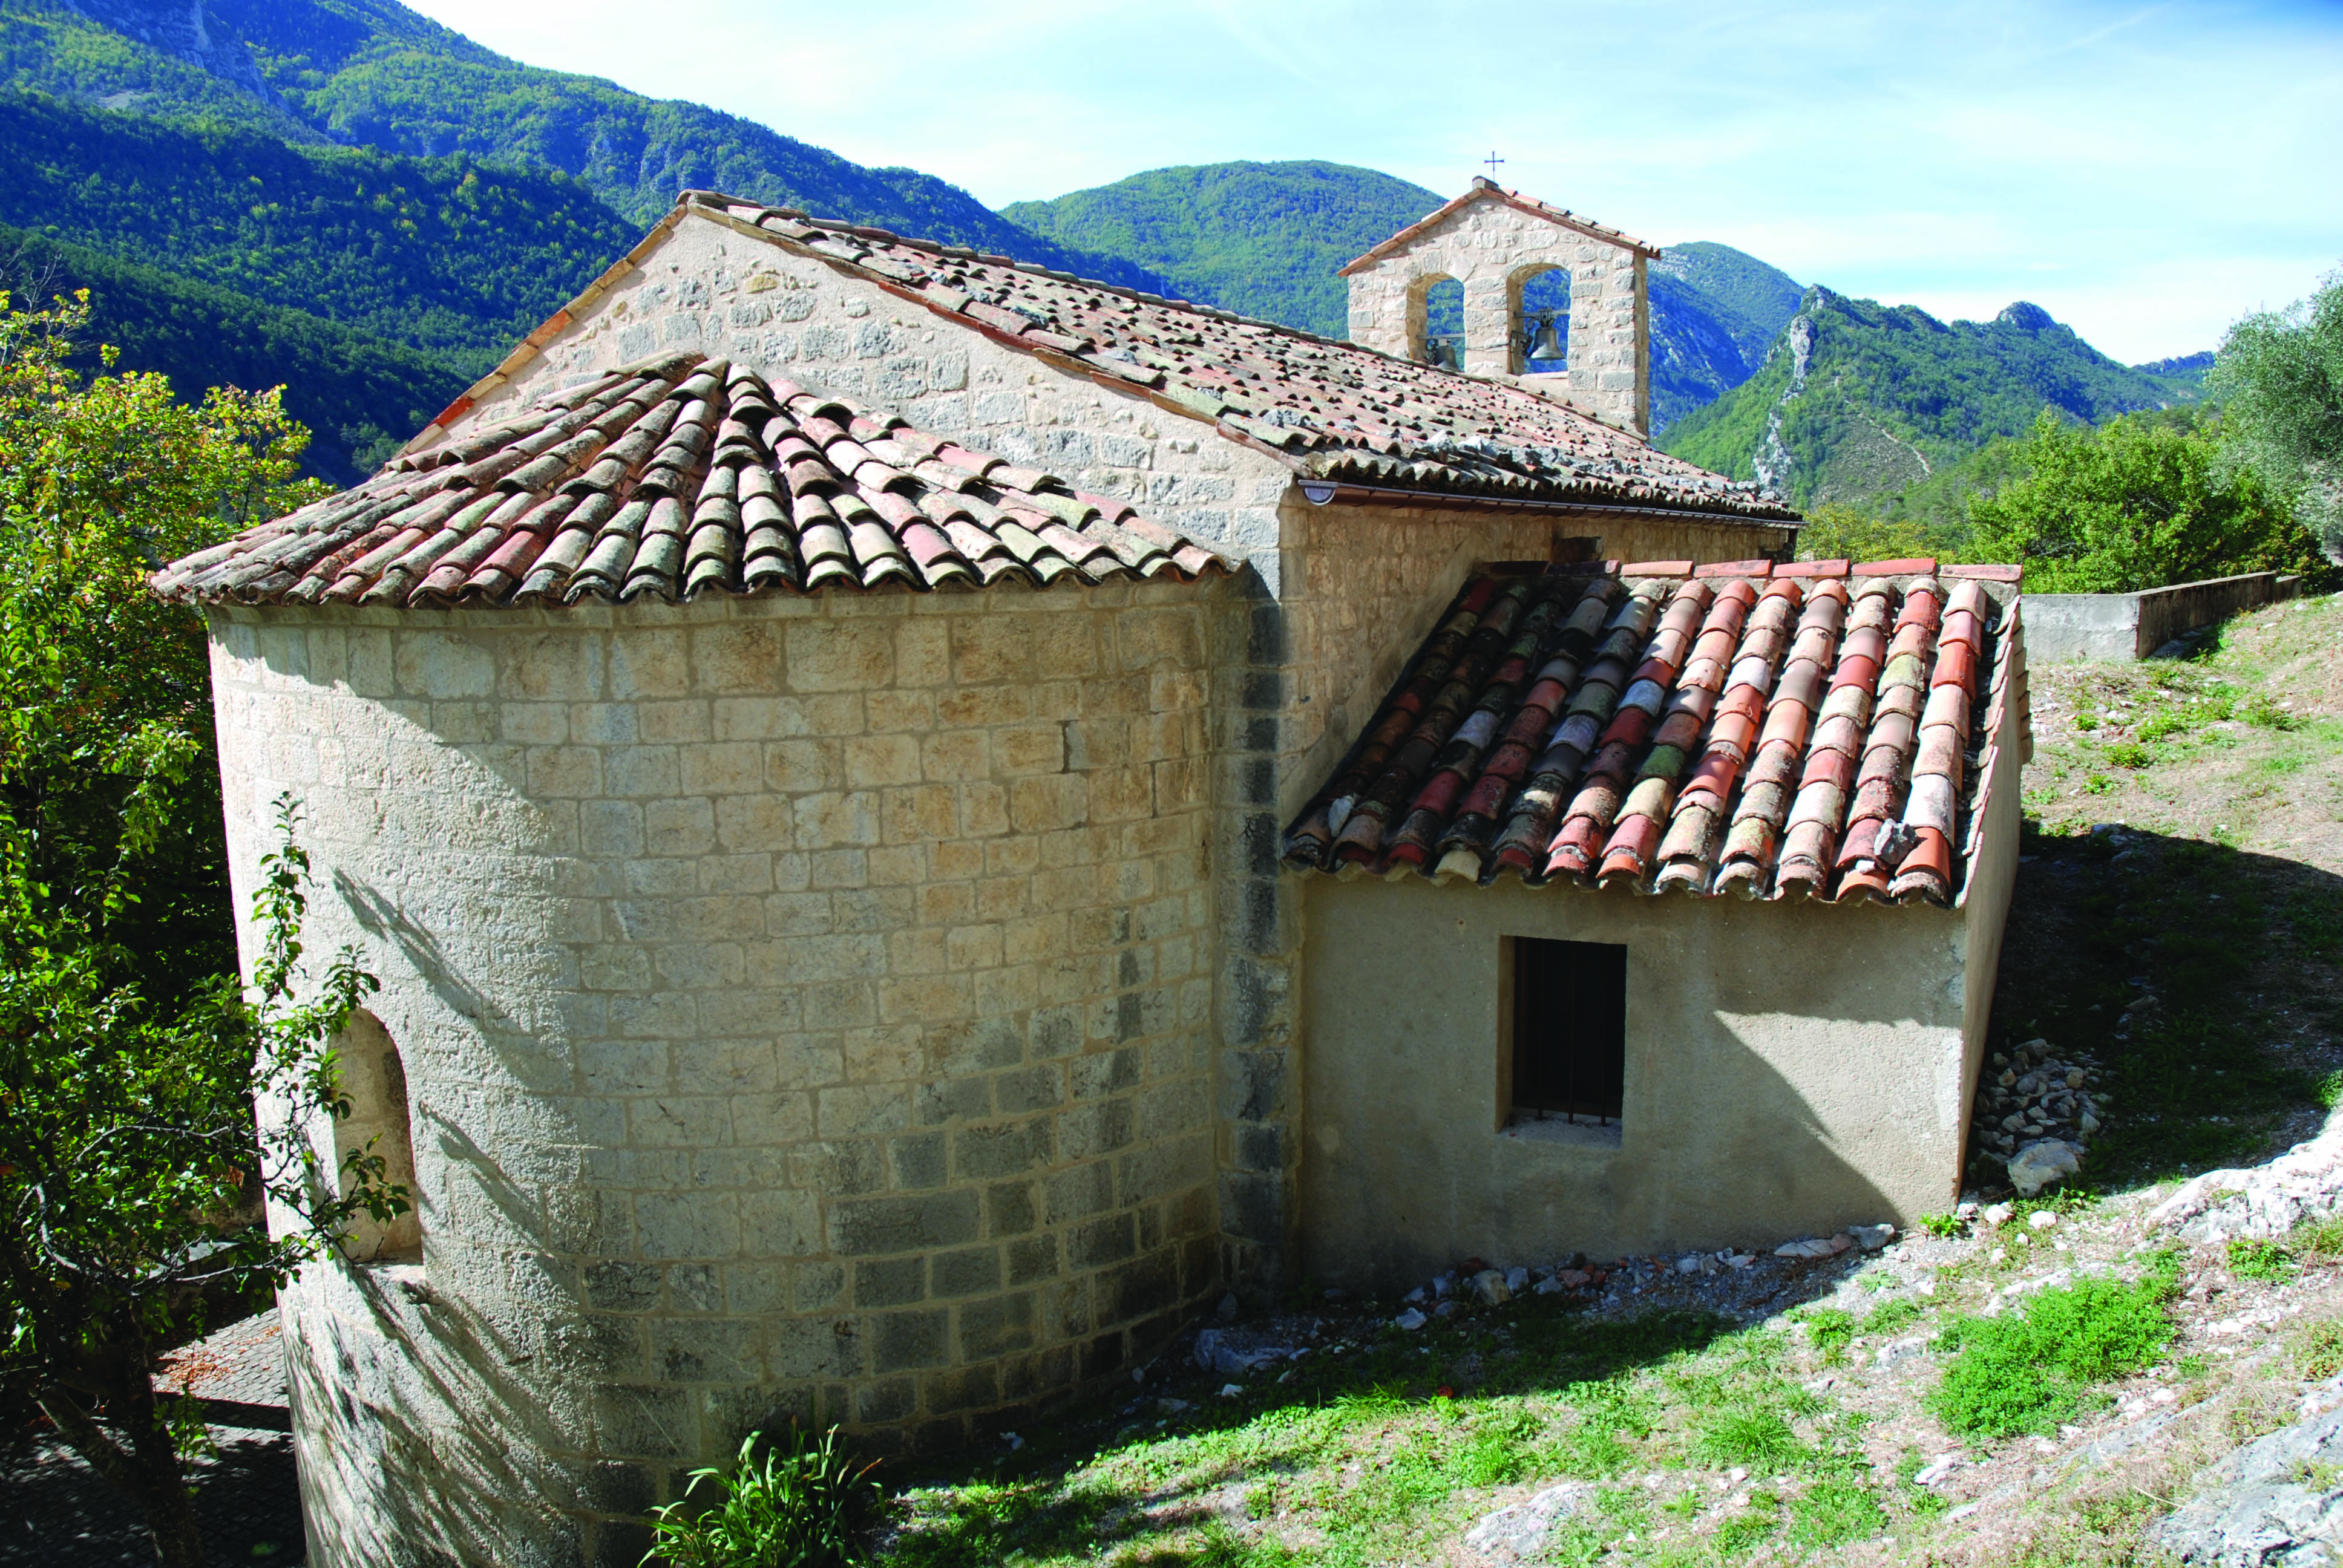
{"left": 154, "top": 354, "right": 1227, "bottom": 607}
{"left": 1286, "top": 564, "right": 2023, "bottom": 909}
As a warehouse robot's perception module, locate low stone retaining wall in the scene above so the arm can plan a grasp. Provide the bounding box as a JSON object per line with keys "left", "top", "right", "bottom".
{"left": 2024, "top": 571, "right": 2302, "bottom": 661}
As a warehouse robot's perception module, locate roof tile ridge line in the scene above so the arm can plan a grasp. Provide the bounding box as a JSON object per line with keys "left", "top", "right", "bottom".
{"left": 1335, "top": 181, "right": 1660, "bottom": 277}
{"left": 399, "top": 207, "right": 690, "bottom": 460}
{"left": 684, "top": 193, "right": 1665, "bottom": 440}
{"left": 680, "top": 188, "right": 1365, "bottom": 351}
{"left": 1952, "top": 591, "right": 2027, "bottom": 911}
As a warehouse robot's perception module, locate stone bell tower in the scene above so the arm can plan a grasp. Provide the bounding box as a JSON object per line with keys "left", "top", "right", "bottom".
{"left": 1340, "top": 177, "right": 1656, "bottom": 437}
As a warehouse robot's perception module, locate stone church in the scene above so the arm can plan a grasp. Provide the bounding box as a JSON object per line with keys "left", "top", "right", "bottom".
{"left": 159, "top": 181, "right": 2025, "bottom": 1566}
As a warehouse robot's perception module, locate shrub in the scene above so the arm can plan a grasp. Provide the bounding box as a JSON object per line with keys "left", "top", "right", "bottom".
{"left": 643, "top": 1425, "right": 880, "bottom": 1568}
{"left": 1919, "top": 1213, "right": 1964, "bottom": 1239}
{"left": 1929, "top": 1269, "right": 2178, "bottom": 1439}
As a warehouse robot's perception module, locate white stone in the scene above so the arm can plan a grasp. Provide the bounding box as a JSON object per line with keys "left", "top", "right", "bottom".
{"left": 2008, "top": 1140, "right": 2083, "bottom": 1196}
{"left": 1850, "top": 1223, "right": 1896, "bottom": 1250}
{"left": 1395, "top": 1308, "right": 1427, "bottom": 1331}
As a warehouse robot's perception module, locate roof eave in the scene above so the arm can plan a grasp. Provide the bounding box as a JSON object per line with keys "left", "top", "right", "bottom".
{"left": 1337, "top": 179, "right": 1663, "bottom": 276}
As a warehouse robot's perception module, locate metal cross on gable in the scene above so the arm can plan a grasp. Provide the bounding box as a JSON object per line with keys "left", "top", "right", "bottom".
{"left": 1483, "top": 151, "right": 1505, "bottom": 180}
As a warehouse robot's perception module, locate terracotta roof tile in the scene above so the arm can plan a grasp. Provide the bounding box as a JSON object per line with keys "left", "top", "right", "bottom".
{"left": 154, "top": 354, "right": 1228, "bottom": 607}
{"left": 401, "top": 191, "right": 1791, "bottom": 526}
{"left": 1284, "top": 563, "right": 2024, "bottom": 909}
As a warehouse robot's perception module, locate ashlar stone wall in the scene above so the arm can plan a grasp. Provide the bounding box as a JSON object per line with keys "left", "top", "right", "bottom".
{"left": 1343, "top": 190, "right": 1653, "bottom": 434}
{"left": 460, "top": 209, "right": 1299, "bottom": 595}
{"left": 217, "top": 583, "right": 1228, "bottom": 1566}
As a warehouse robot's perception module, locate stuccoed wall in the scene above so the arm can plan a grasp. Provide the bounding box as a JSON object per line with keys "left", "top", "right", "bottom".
{"left": 1210, "top": 497, "right": 1802, "bottom": 1288}
{"left": 1343, "top": 194, "right": 1652, "bottom": 434}
{"left": 1297, "top": 877, "right": 1983, "bottom": 1284}
{"left": 217, "top": 583, "right": 1228, "bottom": 1566}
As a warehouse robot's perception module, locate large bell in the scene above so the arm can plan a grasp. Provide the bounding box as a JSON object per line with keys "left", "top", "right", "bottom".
{"left": 1527, "top": 315, "right": 1567, "bottom": 365}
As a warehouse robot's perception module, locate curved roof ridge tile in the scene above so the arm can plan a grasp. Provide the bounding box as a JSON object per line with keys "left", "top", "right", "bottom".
{"left": 1285, "top": 563, "right": 2022, "bottom": 913}
{"left": 157, "top": 362, "right": 1230, "bottom": 607}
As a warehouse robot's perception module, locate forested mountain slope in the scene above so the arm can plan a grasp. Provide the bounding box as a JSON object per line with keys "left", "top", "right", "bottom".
{"left": 0, "top": 90, "right": 637, "bottom": 370}
{"left": 1, "top": 0, "right": 1164, "bottom": 286}
{"left": 1, "top": 221, "right": 464, "bottom": 477}
{"left": 1659, "top": 289, "right": 2206, "bottom": 508}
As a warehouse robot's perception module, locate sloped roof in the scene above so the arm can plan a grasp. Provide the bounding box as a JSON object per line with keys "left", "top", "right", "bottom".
{"left": 412, "top": 191, "right": 1790, "bottom": 525}
{"left": 154, "top": 354, "right": 1225, "bottom": 607}
{"left": 1282, "top": 560, "right": 2027, "bottom": 909}
{"left": 1335, "top": 177, "right": 1663, "bottom": 274}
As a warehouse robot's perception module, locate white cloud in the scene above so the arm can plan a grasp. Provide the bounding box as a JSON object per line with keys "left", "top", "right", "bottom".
{"left": 404, "top": 0, "right": 2343, "bottom": 358}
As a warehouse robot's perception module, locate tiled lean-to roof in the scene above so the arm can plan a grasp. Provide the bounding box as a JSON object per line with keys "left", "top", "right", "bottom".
{"left": 410, "top": 191, "right": 1792, "bottom": 525}
{"left": 154, "top": 353, "right": 1226, "bottom": 607}
{"left": 1282, "top": 560, "right": 2027, "bottom": 908}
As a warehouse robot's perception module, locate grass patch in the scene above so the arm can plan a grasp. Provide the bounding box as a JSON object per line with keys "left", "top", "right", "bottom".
{"left": 1692, "top": 1405, "right": 1807, "bottom": 1474}
{"left": 2302, "top": 1321, "right": 2343, "bottom": 1380}
{"left": 1786, "top": 1475, "right": 1887, "bottom": 1549}
{"left": 2230, "top": 1237, "right": 2298, "bottom": 1281}
{"left": 1930, "top": 1264, "right": 2180, "bottom": 1439}
{"left": 2297, "top": 1214, "right": 2343, "bottom": 1260}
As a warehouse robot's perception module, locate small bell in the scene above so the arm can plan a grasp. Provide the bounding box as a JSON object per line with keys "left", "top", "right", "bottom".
{"left": 1527, "top": 315, "right": 1567, "bottom": 365}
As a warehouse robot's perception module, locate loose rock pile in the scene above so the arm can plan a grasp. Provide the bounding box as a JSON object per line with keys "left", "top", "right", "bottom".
{"left": 1969, "top": 1034, "right": 2108, "bottom": 1192}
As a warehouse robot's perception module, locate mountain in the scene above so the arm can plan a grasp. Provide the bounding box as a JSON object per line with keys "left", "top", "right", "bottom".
{"left": 0, "top": 220, "right": 464, "bottom": 478}
{"left": 1003, "top": 161, "right": 1448, "bottom": 340}
{"left": 1657, "top": 289, "right": 2206, "bottom": 509}
{"left": 2135, "top": 350, "right": 2215, "bottom": 389}
{"left": 1649, "top": 242, "right": 1804, "bottom": 433}
{"left": 0, "top": 0, "right": 1166, "bottom": 289}
{"left": 1000, "top": 158, "right": 1800, "bottom": 433}
{"left": 0, "top": 90, "right": 640, "bottom": 372}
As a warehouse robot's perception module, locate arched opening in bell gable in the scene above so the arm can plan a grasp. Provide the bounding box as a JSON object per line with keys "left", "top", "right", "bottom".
{"left": 1511, "top": 264, "right": 1571, "bottom": 376}
{"left": 1409, "top": 274, "right": 1464, "bottom": 370}
{"left": 330, "top": 1010, "right": 422, "bottom": 1266}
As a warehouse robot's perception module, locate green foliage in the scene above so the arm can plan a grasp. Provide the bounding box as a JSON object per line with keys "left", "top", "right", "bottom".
{"left": 2, "top": 223, "right": 462, "bottom": 479}
{"left": 1662, "top": 288, "right": 2203, "bottom": 509}
{"left": 643, "top": 1425, "right": 882, "bottom": 1568}
{"left": 0, "top": 287, "right": 324, "bottom": 993}
{"left": 1649, "top": 243, "right": 1806, "bottom": 433}
{"left": 1798, "top": 1306, "right": 1859, "bottom": 1365}
{"left": 2300, "top": 1321, "right": 2343, "bottom": 1380}
{"left": 2298, "top": 1215, "right": 2343, "bottom": 1260}
{"left": 1691, "top": 1405, "right": 1806, "bottom": 1473}
{"left": 1794, "top": 502, "right": 1959, "bottom": 566}
{"left": 1785, "top": 1476, "right": 1887, "bottom": 1549}
{"left": 0, "top": 287, "right": 385, "bottom": 1567}
{"left": 1919, "top": 1212, "right": 1965, "bottom": 1239}
{"left": 1969, "top": 407, "right": 2332, "bottom": 592}
{"left": 1003, "top": 161, "right": 1446, "bottom": 341}
{"left": 0, "top": 0, "right": 1161, "bottom": 286}
{"left": 2229, "top": 1238, "right": 2297, "bottom": 1282}
{"left": 1929, "top": 1266, "right": 2178, "bottom": 1439}
{"left": 2210, "top": 263, "right": 2343, "bottom": 554}
{"left": 0, "top": 90, "right": 639, "bottom": 370}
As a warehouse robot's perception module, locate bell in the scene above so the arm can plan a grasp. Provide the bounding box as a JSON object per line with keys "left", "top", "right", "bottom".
{"left": 1527, "top": 315, "right": 1567, "bottom": 365}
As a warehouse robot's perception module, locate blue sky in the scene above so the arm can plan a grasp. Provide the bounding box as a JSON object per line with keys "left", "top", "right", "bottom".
{"left": 404, "top": 0, "right": 2342, "bottom": 363}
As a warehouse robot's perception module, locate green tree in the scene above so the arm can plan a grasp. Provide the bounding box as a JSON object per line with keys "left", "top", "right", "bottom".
{"left": 1966, "top": 407, "right": 2330, "bottom": 592}
{"left": 0, "top": 287, "right": 322, "bottom": 1001}
{"left": 2210, "top": 264, "right": 2343, "bottom": 555}
{"left": 0, "top": 289, "right": 400, "bottom": 1568}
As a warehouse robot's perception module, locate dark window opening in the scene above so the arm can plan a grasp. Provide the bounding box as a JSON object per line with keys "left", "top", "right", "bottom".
{"left": 1512, "top": 938, "right": 1627, "bottom": 1125}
